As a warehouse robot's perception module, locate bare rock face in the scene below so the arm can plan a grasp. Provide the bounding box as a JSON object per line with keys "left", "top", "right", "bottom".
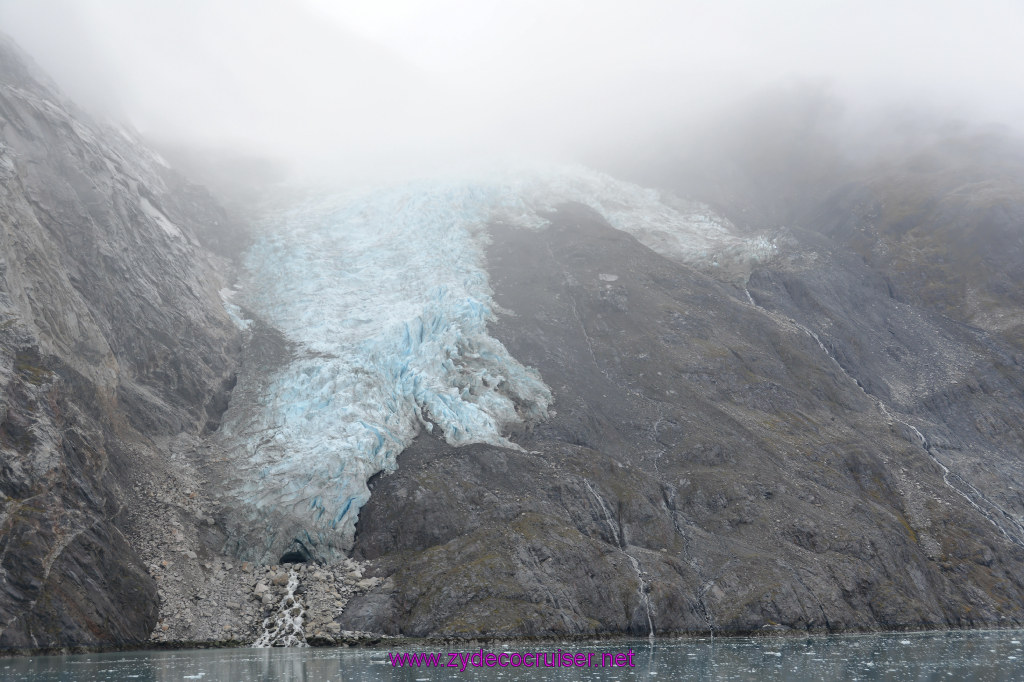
{"left": 0, "top": 35, "right": 241, "bottom": 650}
{"left": 5, "top": 25, "right": 1024, "bottom": 649}
{"left": 341, "top": 202, "right": 1024, "bottom": 637}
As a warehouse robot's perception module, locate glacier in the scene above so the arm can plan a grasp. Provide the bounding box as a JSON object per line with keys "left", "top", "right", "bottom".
{"left": 507, "top": 166, "right": 776, "bottom": 266}
{"left": 219, "top": 165, "right": 773, "bottom": 563}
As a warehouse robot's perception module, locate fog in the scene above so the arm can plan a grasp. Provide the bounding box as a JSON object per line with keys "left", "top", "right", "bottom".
{"left": 2, "top": 0, "right": 1022, "bottom": 184}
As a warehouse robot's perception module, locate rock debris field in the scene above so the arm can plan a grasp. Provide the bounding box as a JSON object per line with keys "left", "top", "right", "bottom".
{"left": 146, "top": 557, "right": 385, "bottom": 647}
{"left": 124, "top": 436, "right": 386, "bottom": 648}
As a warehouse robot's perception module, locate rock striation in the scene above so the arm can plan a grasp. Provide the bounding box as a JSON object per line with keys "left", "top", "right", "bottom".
{"left": 341, "top": 201, "right": 1024, "bottom": 637}
{"left": 0, "top": 35, "right": 241, "bottom": 650}
{"left": 4, "top": 27, "right": 1024, "bottom": 650}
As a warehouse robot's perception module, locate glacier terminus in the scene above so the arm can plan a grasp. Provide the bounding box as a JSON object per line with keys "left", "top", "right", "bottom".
{"left": 216, "top": 165, "right": 773, "bottom": 563}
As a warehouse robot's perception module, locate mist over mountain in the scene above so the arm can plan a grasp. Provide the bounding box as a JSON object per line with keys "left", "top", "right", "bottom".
{"left": 4, "top": 0, "right": 1024, "bottom": 181}
{"left": 1, "top": 1, "right": 1024, "bottom": 653}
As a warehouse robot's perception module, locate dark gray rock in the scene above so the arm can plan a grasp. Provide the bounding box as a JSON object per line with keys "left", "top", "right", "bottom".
{"left": 5, "top": 24, "right": 1024, "bottom": 648}
{"left": 0, "top": 35, "right": 240, "bottom": 650}
{"left": 342, "top": 202, "right": 1024, "bottom": 637}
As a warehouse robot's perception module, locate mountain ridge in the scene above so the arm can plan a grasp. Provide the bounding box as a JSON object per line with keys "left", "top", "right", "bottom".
{"left": 0, "top": 34, "right": 241, "bottom": 650}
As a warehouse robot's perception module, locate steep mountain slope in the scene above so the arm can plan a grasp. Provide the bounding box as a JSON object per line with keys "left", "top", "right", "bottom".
{"left": 212, "top": 169, "right": 772, "bottom": 567}
{"left": 340, "top": 200, "right": 1024, "bottom": 635}
{"left": 0, "top": 36, "right": 240, "bottom": 649}
{"left": 808, "top": 133, "right": 1024, "bottom": 348}
{"left": 3, "top": 26, "right": 1024, "bottom": 648}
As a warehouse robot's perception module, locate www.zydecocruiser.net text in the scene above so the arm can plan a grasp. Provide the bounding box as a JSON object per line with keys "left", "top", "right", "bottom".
{"left": 388, "top": 648, "right": 637, "bottom": 670}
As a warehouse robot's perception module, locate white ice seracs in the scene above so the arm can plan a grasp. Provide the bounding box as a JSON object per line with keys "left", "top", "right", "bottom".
{"left": 224, "top": 180, "right": 552, "bottom": 562}
{"left": 223, "top": 165, "right": 773, "bottom": 563}
{"left": 510, "top": 165, "right": 776, "bottom": 266}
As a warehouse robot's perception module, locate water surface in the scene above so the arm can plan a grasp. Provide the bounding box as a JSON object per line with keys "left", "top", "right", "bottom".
{"left": 5, "top": 630, "right": 1024, "bottom": 681}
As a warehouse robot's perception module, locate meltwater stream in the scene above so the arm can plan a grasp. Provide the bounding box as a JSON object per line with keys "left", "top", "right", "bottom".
{"left": 743, "top": 285, "right": 1024, "bottom": 551}
{"left": 218, "top": 165, "right": 775, "bottom": 563}
{"left": 253, "top": 568, "right": 307, "bottom": 648}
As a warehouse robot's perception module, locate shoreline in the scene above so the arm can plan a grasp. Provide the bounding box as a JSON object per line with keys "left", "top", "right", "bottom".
{"left": 6, "top": 622, "right": 1024, "bottom": 659}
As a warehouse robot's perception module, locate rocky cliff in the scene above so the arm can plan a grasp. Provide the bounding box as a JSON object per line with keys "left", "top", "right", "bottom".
{"left": 3, "top": 27, "right": 1024, "bottom": 650}
{"left": 0, "top": 35, "right": 241, "bottom": 650}
{"left": 341, "top": 181, "right": 1024, "bottom": 635}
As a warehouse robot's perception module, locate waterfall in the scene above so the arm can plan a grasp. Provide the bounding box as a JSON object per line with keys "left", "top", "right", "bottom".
{"left": 253, "top": 568, "right": 307, "bottom": 648}
{"left": 584, "top": 479, "right": 655, "bottom": 639}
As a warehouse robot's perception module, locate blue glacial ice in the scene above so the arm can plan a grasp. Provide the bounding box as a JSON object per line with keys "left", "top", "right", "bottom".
{"left": 221, "top": 179, "right": 552, "bottom": 561}
{"left": 220, "top": 165, "right": 774, "bottom": 562}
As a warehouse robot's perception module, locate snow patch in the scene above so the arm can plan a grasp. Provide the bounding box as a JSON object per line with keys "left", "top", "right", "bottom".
{"left": 218, "top": 287, "right": 252, "bottom": 331}
{"left": 139, "top": 197, "right": 184, "bottom": 239}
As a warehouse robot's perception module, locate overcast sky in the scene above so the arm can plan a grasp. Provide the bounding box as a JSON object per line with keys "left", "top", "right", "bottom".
{"left": 1, "top": 0, "right": 1022, "bottom": 179}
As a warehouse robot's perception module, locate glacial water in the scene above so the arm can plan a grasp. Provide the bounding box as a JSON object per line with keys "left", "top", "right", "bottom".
{"left": 6, "top": 630, "right": 1024, "bottom": 681}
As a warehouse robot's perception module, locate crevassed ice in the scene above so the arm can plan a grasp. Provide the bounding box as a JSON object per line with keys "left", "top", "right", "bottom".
{"left": 223, "top": 166, "right": 773, "bottom": 563}
{"left": 224, "top": 180, "right": 552, "bottom": 562}
{"left": 510, "top": 165, "right": 776, "bottom": 265}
